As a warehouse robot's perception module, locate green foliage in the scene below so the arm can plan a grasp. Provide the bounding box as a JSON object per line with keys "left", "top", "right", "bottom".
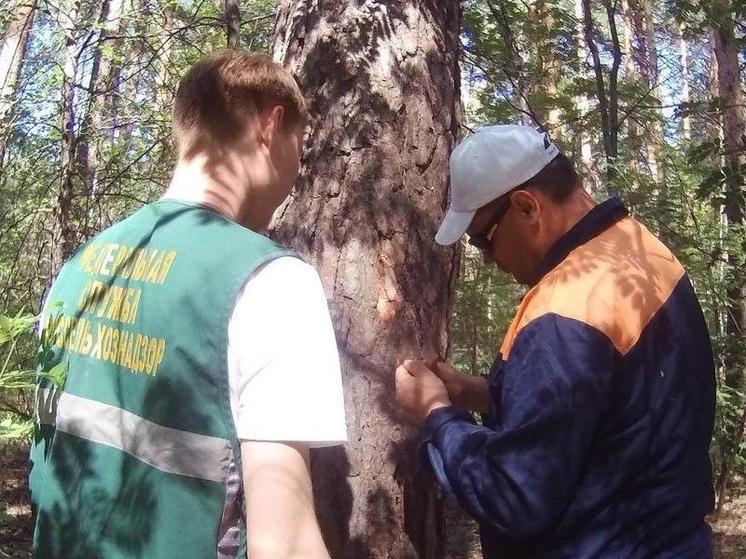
{"left": 450, "top": 246, "right": 524, "bottom": 375}
{"left": 714, "top": 384, "right": 746, "bottom": 473}
{"left": 0, "top": 312, "right": 37, "bottom": 441}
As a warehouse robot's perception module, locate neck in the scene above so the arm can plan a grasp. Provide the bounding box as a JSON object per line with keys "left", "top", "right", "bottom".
{"left": 552, "top": 189, "right": 596, "bottom": 241}
{"left": 163, "top": 151, "right": 272, "bottom": 230}
{"left": 533, "top": 189, "right": 596, "bottom": 268}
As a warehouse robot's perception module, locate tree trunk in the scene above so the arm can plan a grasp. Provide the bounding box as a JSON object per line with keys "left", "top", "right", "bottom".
{"left": 712, "top": 0, "right": 746, "bottom": 399}
{"left": 621, "top": 0, "right": 641, "bottom": 174}
{"left": 52, "top": 0, "right": 83, "bottom": 278}
{"left": 573, "top": 0, "right": 596, "bottom": 192}
{"left": 627, "top": 0, "right": 665, "bottom": 184}
{"left": 711, "top": 0, "right": 746, "bottom": 510}
{"left": 640, "top": 0, "right": 664, "bottom": 185}
{"left": 221, "top": 0, "right": 241, "bottom": 48}
{"left": 271, "top": 2, "right": 460, "bottom": 557}
{"left": 582, "top": 0, "right": 621, "bottom": 183}
{"left": 530, "top": 0, "right": 561, "bottom": 139}
{"left": 77, "top": 0, "right": 128, "bottom": 234}
{"left": 677, "top": 24, "right": 690, "bottom": 143}
{"left": 0, "top": 0, "right": 36, "bottom": 166}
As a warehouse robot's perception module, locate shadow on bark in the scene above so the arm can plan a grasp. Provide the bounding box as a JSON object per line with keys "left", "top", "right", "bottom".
{"left": 271, "top": 1, "right": 462, "bottom": 557}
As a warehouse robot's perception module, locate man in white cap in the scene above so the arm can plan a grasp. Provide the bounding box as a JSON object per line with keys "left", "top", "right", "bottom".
{"left": 395, "top": 125, "right": 716, "bottom": 558}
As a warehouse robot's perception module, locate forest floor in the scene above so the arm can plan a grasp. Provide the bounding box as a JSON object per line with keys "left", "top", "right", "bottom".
{"left": 2, "top": 441, "right": 745, "bottom": 558}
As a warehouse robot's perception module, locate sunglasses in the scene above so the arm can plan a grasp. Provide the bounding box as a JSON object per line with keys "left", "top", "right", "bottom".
{"left": 467, "top": 196, "right": 513, "bottom": 251}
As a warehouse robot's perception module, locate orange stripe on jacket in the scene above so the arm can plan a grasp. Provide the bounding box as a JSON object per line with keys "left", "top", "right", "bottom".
{"left": 500, "top": 217, "right": 685, "bottom": 359}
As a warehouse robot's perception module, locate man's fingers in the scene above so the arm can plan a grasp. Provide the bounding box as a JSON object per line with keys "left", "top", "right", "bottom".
{"left": 402, "top": 359, "right": 433, "bottom": 377}
{"left": 424, "top": 356, "right": 438, "bottom": 370}
{"left": 437, "top": 361, "right": 462, "bottom": 379}
{"left": 395, "top": 364, "right": 413, "bottom": 383}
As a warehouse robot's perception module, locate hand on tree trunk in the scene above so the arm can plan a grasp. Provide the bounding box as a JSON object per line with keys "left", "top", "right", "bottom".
{"left": 395, "top": 359, "right": 452, "bottom": 424}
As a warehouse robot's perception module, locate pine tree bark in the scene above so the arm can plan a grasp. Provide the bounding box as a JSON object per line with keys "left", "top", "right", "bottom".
{"left": 271, "top": 2, "right": 460, "bottom": 557}
{"left": 0, "top": 0, "right": 36, "bottom": 166}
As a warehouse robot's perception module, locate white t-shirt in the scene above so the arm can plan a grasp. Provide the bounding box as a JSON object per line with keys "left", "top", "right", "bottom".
{"left": 227, "top": 256, "right": 347, "bottom": 447}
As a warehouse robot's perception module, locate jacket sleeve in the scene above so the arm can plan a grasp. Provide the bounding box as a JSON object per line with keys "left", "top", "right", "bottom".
{"left": 421, "top": 314, "right": 617, "bottom": 540}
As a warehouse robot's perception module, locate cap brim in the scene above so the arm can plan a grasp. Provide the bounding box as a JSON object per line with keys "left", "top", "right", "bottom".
{"left": 435, "top": 208, "right": 476, "bottom": 246}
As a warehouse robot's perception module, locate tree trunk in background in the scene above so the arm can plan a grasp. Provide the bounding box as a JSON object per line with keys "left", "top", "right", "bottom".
{"left": 628, "top": 0, "right": 665, "bottom": 185}
{"left": 678, "top": 24, "right": 690, "bottom": 143}
{"left": 221, "top": 0, "right": 241, "bottom": 48}
{"left": 573, "top": 0, "right": 596, "bottom": 192}
{"left": 706, "top": 33, "right": 722, "bottom": 145}
{"left": 78, "top": 0, "right": 128, "bottom": 234}
{"left": 484, "top": 0, "right": 531, "bottom": 124}
{"left": 271, "top": 2, "right": 460, "bottom": 557}
{"left": 713, "top": 0, "right": 746, "bottom": 404}
{"left": 621, "top": 0, "right": 641, "bottom": 174}
{"left": 530, "top": 0, "right": 561, "bottom": 140}
{"left": 582, "top": 0, "right": 621, "bottom": 184}
{"left": 0, "top": 0, "right": 36, "bottom": 167}
{"left": 711, "top": 0, "right": 746, "bottom": 511}
{"left": 641, "top": 0, "right": 664, "bottom": 185}
{"left": 119, "top": 0, "right": 149, "bottom": 142}
{"left": 52, "top": 0, "right": 83, "bottom": 277}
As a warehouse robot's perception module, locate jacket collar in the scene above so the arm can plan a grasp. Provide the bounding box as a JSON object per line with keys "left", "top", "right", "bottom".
{"left": 529, "top": 196, "right": 629, "bottom": 286}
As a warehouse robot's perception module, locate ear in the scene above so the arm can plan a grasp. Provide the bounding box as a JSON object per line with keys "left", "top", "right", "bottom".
{"left": 259, "top": 105, "right": 286, "bottom": 149}
{"left": 510, "top": 189, "right": 540, "bottom": 218}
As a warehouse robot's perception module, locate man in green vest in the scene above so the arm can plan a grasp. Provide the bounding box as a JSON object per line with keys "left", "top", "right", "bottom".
{"left": 30, "top": 50, "right": 346, "bottom": 559}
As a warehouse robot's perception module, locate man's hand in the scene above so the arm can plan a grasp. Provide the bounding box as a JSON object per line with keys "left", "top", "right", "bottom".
{"left": 425, "top": 359, "right": 490, "bottom": 414}
{"left": 395, "top": 359, "right": 452, "bottom": 424}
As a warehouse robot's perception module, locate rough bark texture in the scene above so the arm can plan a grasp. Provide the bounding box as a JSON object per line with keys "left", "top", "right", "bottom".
{"left": 271, "top": 2, "right": 460, "bottom": 557}
{"left": 0, "top": 0, "right": 37, "bottom": 166}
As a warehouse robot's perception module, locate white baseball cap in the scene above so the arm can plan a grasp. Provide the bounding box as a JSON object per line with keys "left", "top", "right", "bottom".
{"left": 435, "top": 125, "right": 560, "bottom": 245}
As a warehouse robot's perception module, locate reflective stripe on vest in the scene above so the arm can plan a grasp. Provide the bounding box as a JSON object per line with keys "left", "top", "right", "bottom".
{"left": 36, "top": 387, "right": 230, "bottom": 481}
{"left": 36, "top": 387, "right": 243, "bottom": 558}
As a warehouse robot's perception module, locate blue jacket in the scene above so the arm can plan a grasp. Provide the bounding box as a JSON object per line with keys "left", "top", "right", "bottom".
{"left": 422, "top": 198, "right": 715, "bottom": 558}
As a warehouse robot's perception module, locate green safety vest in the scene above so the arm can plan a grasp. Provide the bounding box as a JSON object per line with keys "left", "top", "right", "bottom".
{"left": 30, "top": 200, "right": 294, "bottom": 559}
